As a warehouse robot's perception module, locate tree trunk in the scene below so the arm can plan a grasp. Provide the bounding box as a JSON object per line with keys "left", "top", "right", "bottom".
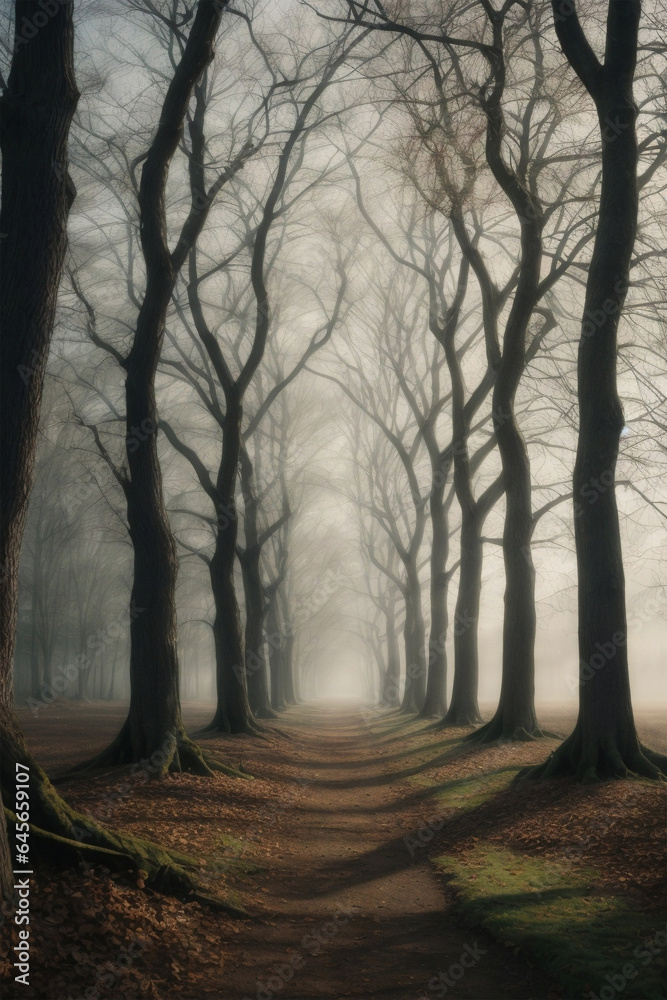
{"left": 238, "top": 447, "right": 275, "bottom": 718}
{"left": 77, "top": 2, "right": 231, "bottom": 771}
{"left": 443, "top": 512, "right": 484, "bottom": 726}
{"left": 0, "top": 0, "right": 78, "bottom": 897}
{"left": 267, "top": 591, "right": 286, "bottom": 711}
{"left": 0, "top": 2, "right": 78, "bottom": 702}
{"left": 468, "top": 343, "right": 538, "bottom": 741}
{"left": 291, "top": 636, "right": 302, "bottom": 703}
{"left": 76, "top": 646, "right": 89, "bottom": 702}
{"left": 240, "top": 549, "right": 273, "bottom": 717}
{"left": 205, "top": 395, "right": 257, "bottom": 733}
{"left": 109, "top": 478, "right": 182, "bottom": 758}
{"left": 107, "top": 637, "right": 120, "bottom": 701}
{"left": 279, "top": 585, "right": 297, "bottom": 706}
{"left": 400, "top": 562, "right": 426, "bottom": 714}
{"left": 207, "top": 554, "right": 255, "bottom": 733}
{"left": 39, "top": 634, "right": 53, "bottom": 701}
{"left": 527, "top": 0, "right": 665, "bottom": 780}
{"left": 465, "top": 137, "right": 543, "bottom": 743}
{"left": 381, "top": 591, "right": 401, "bottom": 709}
{"left": 283, "top": 634, "right": 297, "bottom": 704}
{"left": 29, "top": 578, "right": 41, "bottom": 701}
{"left": 420, "top": 462, "right": 451, "bottom": 718}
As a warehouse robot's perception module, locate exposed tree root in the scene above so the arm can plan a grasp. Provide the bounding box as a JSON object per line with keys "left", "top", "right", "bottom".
{"left": 4, "top": 808, "right": 248, "bottom": 917}
{"left": 1, "top": 705, "right": 250, "bottom": 913}
{"left": 437, "top": 707, "right": 483, "bottom": 729}
{"left": 418, "top": 702, "right": 447, "bottom": 721}
{"left": 465, "top": 717, "right": 561, "bottom": 745}
{"left": 1, "top": 710, "right": 249, "bottom": 918}
{"left": 253, "top": 705, "right": 279, "bottom": 720}
{"left": 517, "top": 726, "right": 667, "bottom": 783}
{"left": 66, "top": 723, "right": 247, "bottom": 778}
{"left": 201, "top": 706, "right": 266, "bottom": 736}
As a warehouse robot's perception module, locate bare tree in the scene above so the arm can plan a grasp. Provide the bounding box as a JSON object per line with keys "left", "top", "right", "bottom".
{"left": 0, "top": 0, "right": 78, "bottom": 898}
{"left": 71, "top": 1, "right": 249, "bottom": 773}
{"left": 0, "top": 0, "right": 212, "bottom": 898}
{"left": 325, "top": 337, "right": 435, "bottom": 714}
{"left": 527, "top": 0, "right": 666, "bottom": 780}
{"left": 333, "top": 0, "right": 608, "bottom": 739}
{"left": 354, "top": 531, "right": 403, "bottom": 709}
{"left": 161, "top": 236, "right": 348, "bottom": 728}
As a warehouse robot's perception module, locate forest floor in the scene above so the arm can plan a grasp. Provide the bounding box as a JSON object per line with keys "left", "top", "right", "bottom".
{"left": 1, "top": 702, "right": 666, "bottom": 1000}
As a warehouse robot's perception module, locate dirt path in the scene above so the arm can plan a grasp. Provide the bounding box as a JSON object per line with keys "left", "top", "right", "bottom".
{"left": 212, "top": 706, "right": 559, "bottom": 1000}
{"left": 12, "top": 701, "right": 665, "bottom": 999}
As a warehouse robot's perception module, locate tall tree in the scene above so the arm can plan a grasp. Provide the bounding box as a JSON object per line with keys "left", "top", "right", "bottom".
{"left": 72, "top": 1, "right": 249, "bottom": 772}
{"left": 528, "top": 0, "right": 666, "bottom": 780}
{"left": 163, "top": 235, "right": 347, "bottom": 726}
{"left": 0, "top": 0, "right": 205, "bottom": 899}
{"left": 237, "top": 438, "right": 290, "bottom": 718}
{"left": 341, "top": 0, "right": 586, "bottom": 739}
{"left": 336, "top": 372, "right": 431, "bottom": 715}
{"left": 0, "top": 0, "right": 79, "bottom": 697}
{"left": 156, "top": 27, "right": 368, "bottom": 733}
{"left": 356, "top": 533, "right": 403, "bottom": 710}
{"left": 0, "top": 0, "right": 79, "bottom": 898}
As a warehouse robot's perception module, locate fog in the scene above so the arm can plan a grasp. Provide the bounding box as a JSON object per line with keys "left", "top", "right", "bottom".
{"left": 5, "top": 0, "right": 666, "bottom": 728}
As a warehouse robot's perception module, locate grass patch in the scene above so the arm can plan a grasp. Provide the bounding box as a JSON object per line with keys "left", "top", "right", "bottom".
{"left": 206, "top": 833, "right": 263, "bottom": 877}
{"left": 428, "top": 767, "right": 517, "bottom": 805}
{"left": 435, "top": 845, "right": 666, "bottom": 999}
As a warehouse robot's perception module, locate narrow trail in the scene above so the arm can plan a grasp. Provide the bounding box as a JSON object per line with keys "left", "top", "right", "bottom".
{"left": 216, "top": 706, "right": 558, "bottom": 1000}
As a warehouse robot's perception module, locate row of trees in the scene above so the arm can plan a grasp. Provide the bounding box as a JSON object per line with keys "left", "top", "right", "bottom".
{"left": 1, "top": 0, "right": 666, "bottom": 901}
{"left": 310, "top": 0, "right": 666, "bottom": 776}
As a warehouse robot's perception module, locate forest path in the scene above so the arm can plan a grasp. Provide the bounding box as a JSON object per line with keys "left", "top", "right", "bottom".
{"left": 213, "top": 705, "right": 559, "bottom": 1000}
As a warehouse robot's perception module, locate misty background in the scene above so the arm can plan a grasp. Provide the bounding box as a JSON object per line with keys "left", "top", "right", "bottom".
{"left": 4, "top": 0, "right": 666, "bottom": 714}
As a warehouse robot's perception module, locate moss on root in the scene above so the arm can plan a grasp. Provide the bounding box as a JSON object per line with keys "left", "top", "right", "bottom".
{"left": 517, "top": 727, "right": 667, "bottom": 783}
{"left": 4, "top": 721, "right": 248, "bottom": 917}
{"left": 67, "top": 724, "right": 249, "bottom": 779}
{"left": 200, "top": 707, "right": 266, "bottom": 736}
{"left": 5, "top": 795, "right": 248, "bottom": 917}
{"left": 465, "top": 718, "right": 561, "bottom": 746}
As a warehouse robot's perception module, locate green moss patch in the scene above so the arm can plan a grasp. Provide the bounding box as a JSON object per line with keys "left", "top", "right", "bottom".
{"left": 426, "top": 767, "right": 517, "bottom": 805}
{"left": 208, "top": 832, "right": 262, "bottom": 876}
{"left": 435, "top": 846, "right": 666, "bottom": 999}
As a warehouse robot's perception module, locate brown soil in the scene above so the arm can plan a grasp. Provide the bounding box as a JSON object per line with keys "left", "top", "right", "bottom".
{"left": 2, "top": 701, "right": 665, "bottom": 999}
